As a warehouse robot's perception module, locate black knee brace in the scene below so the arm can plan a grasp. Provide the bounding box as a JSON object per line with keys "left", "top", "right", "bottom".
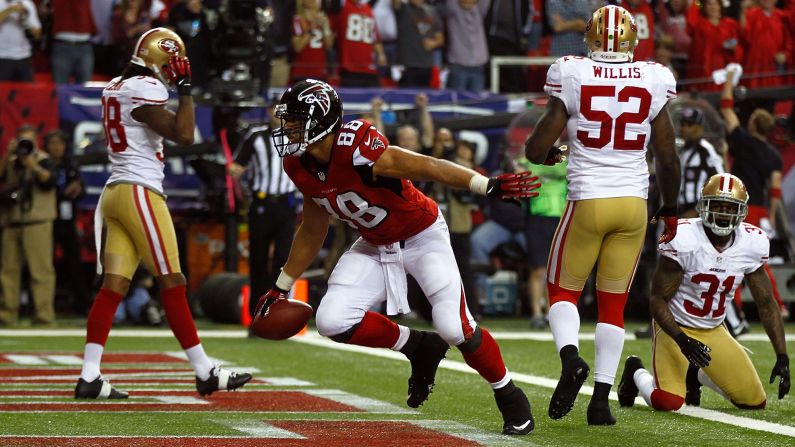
{"left": 328, "top": 323, "right": 360, "bottom": 344}
{"left": 456, "top": 327, "right": 482, "bottom": 353}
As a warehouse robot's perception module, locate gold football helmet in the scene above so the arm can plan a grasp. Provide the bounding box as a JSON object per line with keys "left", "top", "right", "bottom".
{"left": 130, "top": 27, "right": 186, "bottom": 86}
{"left": 696, "top": 173, "right": 749, "bottom": 236}
{"left": 584, "top": 5, "right": 638, "bottom": 63}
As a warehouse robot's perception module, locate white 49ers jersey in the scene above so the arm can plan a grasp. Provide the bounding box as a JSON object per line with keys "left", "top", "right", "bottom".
{"left": 658, "top": 219, "right": 769, "bottom": 329}
{"left": 102, "top": 76, "right": 169, "bottom": 194}
{"left": 545, "top": 56, "right": 676, "bottom": 200}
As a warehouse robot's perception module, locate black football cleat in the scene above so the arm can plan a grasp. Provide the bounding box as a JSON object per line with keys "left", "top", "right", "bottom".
{"left": 548, "top": 356, "right": 590, "bottom": 419}
{"left": 74, "top": 377, "right": 129, "bottom": 399}
{"left": 586, "top": 399, "right": 616, "bottom": 425}
{"left": 684, "top": 365, "right": 702, "bottom": 406}
{"left": 495, "top": 382, "right": 534, "bottom": 435}
{"left": 405, "top": 331, "right": 449, "bottom": 408}
{"left": 196, "top": 366, "right": 253, "bottom": 397}
{"left": 618, "top": 356, "right": 644, "bottom": 407}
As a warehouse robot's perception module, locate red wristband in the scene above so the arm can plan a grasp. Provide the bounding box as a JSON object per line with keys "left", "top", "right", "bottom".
{"left": 769, "top": 187, "right": 782, "bottom": 198}
{"left": 720, "top": 98, "right": 734, "bottom": 109}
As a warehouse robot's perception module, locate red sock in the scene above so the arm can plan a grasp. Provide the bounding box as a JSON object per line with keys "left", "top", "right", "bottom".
{"left": 348, "top": 311, "right": 400, "bottom": 348}
{"left": 161, "top": 285, "right": 200, "bottom": 349}
{"left": 596, "top": 290, "right": 628, "bottom": 328}
{"left": 86, "top": 288, "right": 124, "bottom": 346}
{"left": 650, "top": 389, "right": 684, "bottom": 411}
{"left": 461, "top": 328, "right": 507, "bottom": 383}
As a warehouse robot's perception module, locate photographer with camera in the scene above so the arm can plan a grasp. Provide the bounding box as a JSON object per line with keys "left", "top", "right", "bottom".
{"left": 0, "top": 0, "right": 41, "bottom": 81}
{"left": 0, "top": 124, "right": 57, "bottom": 326}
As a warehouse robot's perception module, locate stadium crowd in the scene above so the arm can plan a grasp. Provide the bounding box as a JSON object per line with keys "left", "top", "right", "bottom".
{"left": 0, "top": 0, "right": 792, "bottom": 91}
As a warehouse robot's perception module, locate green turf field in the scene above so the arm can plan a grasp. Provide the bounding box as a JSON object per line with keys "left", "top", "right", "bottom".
{"left": 0, "top": 318, "right": 792, "bottom": 446}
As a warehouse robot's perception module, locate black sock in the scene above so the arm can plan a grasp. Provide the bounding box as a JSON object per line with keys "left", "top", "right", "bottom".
{"left": 592, "top": 381, "right": 611, "bottom": 403}
{"left": 494, "top": 380, "right": 516, "bottom": 398}
{"left": 400, "top": 329, "right": 423, "bottom": 357}
{"left": 559, "top": 344, "right": 579, "bottom": 363}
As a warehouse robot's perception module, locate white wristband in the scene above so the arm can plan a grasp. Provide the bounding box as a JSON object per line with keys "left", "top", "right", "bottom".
{"left": 468, "top": 174, "right": 489, "bottom": 196}
{"left": 275, "top": 270, "right": 296, "bottom": 291}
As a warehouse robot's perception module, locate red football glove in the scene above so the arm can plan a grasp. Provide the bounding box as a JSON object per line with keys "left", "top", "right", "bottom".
{"left": 164, "top": 56, "right": 192, "bottom": 96}
{"left": 543, "top": 145, "right": 567, "bottom": 166}
{"left": 652, "top": 205, "right": 678, "bottom": 244}
{"left": 486, "top": 171, "right": 541, "bottom": 200}
{"left": 254, "top": 287, "right": 288, "bottom": 319}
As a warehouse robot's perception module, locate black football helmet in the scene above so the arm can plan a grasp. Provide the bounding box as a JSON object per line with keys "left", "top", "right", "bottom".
{"left": 272, "top": 79, "right": 343, "bottom": 157}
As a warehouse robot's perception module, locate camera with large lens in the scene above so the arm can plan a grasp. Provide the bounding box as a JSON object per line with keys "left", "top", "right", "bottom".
{"left": 16, "top": 138, "right": 34, "bottom": 157}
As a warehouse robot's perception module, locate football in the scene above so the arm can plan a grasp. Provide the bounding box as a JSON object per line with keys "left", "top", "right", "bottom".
{"left": 249, "top": 297, "right": 313, "bottom": 340}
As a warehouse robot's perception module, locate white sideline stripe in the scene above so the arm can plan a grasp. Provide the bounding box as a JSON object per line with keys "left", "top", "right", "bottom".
{"left": 43, "top": 355, "right": 83, "bottom": 365}
{"left": 293, "top": 334, "right": 795, "bottom": 438}
{"left": 215, "top": 420, "right": 306, "bottom": 439}
{"left": 304, "top": 389, "right": 417, "bottom": 415}
{"left": 4, "top": 355, "right": 47, "bottom": 365}
{"left": 153, "top": 396, "right": 209, "bottom": 405}
{"left": 412, "top": 420, "right": 536, "bottom": 447}
{"left": 262, "top": 378, "right": 315, "bottom": 386}
{"left": 2, "top": 329, "right": 792, "bottom": 342}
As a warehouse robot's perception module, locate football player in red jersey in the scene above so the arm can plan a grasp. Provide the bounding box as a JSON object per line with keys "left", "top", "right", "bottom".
{"left": 260, "top": 79, "right": 539, "bottom": 435}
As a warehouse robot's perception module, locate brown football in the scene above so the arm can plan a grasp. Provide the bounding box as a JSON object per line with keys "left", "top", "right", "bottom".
{"left": 250, "top": 298, "right": 313, "bottom": 340}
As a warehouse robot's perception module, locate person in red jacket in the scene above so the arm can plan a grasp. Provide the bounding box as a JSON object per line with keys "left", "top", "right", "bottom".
{"left": 741, "top": 0, "right": 791, "bottom": 88}
{"left": 686, "top": 0, "right": 742, "bottom": 92}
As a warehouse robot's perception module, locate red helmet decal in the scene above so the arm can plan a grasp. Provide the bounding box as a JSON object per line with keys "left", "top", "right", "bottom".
{"left": 157, "top": 38, "right": 181, "bottom": 55}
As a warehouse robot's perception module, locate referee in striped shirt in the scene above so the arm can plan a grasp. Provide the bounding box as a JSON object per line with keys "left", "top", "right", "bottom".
{"left": 229, "top": 112, "right": 298, "bottom": 319}
{"left": 677, "top": 107, "right": 725, "bottom": 217}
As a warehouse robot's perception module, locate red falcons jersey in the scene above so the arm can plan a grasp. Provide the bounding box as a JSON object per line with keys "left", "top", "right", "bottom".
{"left": 332, "top": 1, "right": 379, "bottom": 74}
{"left": 291, "top": 16, "right": 327, "bottom": 81}
{"left": 283, "top": 119, "right": 438, "bottom": 245}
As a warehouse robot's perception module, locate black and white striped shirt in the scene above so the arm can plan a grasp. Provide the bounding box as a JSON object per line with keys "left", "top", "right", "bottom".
{"left": 234, "top": 124, "right": 296, "bottom": 196}
{"left": 678, "top": 138, "right": 725, "bottom": 212}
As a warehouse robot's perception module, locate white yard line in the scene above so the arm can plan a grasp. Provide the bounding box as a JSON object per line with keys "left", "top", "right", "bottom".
{"left": 294, "top": 333, "right": 795, "bottom": 439}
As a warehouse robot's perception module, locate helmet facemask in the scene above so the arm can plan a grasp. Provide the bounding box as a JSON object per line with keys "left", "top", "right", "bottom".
{"left": 272, "top": 104, "right": 314, "bottom": 157}
{"left": 271, "top": 80, "right": 343, "bottom": 158}
{"left": 697, "top": 197, "right": 748, "bottom": 237}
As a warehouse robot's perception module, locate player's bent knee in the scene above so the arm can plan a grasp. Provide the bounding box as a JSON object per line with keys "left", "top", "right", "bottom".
{"left": 314, "top": 298, "right": 359, "bottom": 338}
{"left": 650, "top": 389, "right": 684, "bottom": 411}
{"left": 456, "top": 327, "right": 482, "bottom": 353}
{"left": 733, "top": 399, "right": 766, "bottom": 410}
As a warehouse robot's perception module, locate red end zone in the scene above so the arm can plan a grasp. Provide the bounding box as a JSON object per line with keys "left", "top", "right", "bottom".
{"left": 0, "top": 421, "right": 484, "bottom": 447}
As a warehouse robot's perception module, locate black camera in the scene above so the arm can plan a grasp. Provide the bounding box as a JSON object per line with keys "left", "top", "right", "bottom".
{"left": 16, "top": 138, "right": 34, "bottom": 157}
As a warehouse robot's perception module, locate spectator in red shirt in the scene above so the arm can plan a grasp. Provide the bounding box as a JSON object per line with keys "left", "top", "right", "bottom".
{"left": 741, "top": 0, "right": 790, "bottom": 88}
{"left": 686, "top": 0, "right": 742, "bottom": 91}
{"left": 332, "top": 0, "right": 386, "bottom": 87}
{"left": 655, "top": 0, "right": 691, "bottom": 78}
{"left": 619, "top": 0, "right": 655, "bottom": 62}
{"left": 48, "top": 0, "right": 97, "bottom": 84}
{"left": 291, "top": 0, "right": 333, "bottom": 82}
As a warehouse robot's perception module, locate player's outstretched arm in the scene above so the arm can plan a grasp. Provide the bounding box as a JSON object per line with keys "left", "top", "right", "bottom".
{"left": 373, "top": 146, "right": 540, "bottom": 200}
{"left": 748, "top": 265, "right": 791, "bottom": 398}
{"left": 719, "top": 70, "right": 741, "bottom": 134}
{"left": 280, "top": 197, "right": 331, "bottom": 281}
{"left": 523, "top": 96, "right": 569, "bottom": 164}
